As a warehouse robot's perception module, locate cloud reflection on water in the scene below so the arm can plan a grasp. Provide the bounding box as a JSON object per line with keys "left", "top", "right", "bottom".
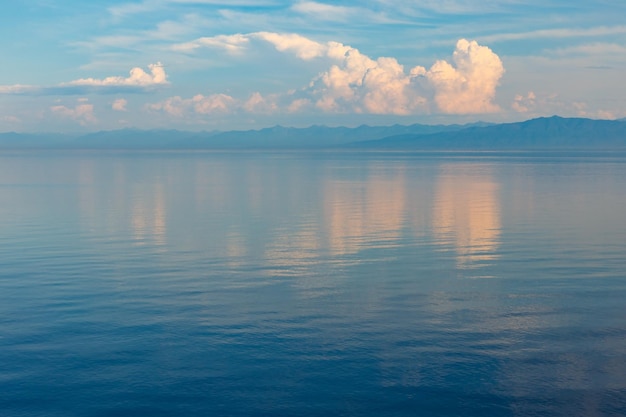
{"left": 70, "top": 154, "right": 503, "bottom": 277}
{"left": 324, "top": 163, "right": 408, "bottom": 256}
{"left": 130, "top": 183, "right": 166, "bottom": 246}
{"left": 432, "top": 164, "right": 501, "bottom": 270}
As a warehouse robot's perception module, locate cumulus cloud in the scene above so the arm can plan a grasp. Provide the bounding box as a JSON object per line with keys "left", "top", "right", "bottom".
{"left": 309, "top": 43, "right": 428, "bottom": 114}
{"left": 512, "top": 91, "right": 536, "bottom": 113}
{"left": 243, "top": 92, "right": 278, "bottom": 113}
{"left": 193, "top": 94, "right": 237, "bottom": 114}
{"left": 426, "top": 39, "right": 504, "bottom": 114}
{"left": 0, "top": 63, "right": 168, "bottom": 96}
{"left": 148, "top": 93, "right": 238, "bottom": 116}
{"left": 510, "top": 91, "right": 623, "bottom": 120}
{"left": 50, "top": 101, "right": 97, "bottom": 125}
{"left": 573, "top": 101, "right": 622, "bottom": 120}
{"left": 172, "top": 33, "right": 431, "bottom": 114}
{"left": 148, "top": 91, "right": 282, "bottom": 118}
{"left": 254, "top": 31, "right": 328, "bottom": 60}
{"left": 66, "top": 62, "right": 168, "bottom": 88}
{"left": 112, "top": 98, "right": 128, "bottom": 111}
{"left": 287, "top": 98, "right": 312, "bottom": 113}
{"left": 166, "top": 32, "right": 504, "bottom": 117}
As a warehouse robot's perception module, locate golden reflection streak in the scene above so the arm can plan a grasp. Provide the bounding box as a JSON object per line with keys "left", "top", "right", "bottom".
{"left": 324, "top": 165, "right": 407, "bottom": 255}
{"left": 131, "top": 183, "right": 167, "bottom": 246}
{"left": 432, "top": 164, "right": 501, "bottom": 269}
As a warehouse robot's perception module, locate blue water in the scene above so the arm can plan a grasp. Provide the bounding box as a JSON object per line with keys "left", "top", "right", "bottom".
{"left": 1, "top": 151, "right": 625, "bottom": 416}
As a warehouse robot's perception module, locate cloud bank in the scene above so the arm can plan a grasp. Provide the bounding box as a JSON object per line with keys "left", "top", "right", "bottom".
{"left": 0, "top": 63, "right": 168, "bottom": 96}
{"left": 162, "top": 33, "right": 504, "bottom": 117}
{"left": 50, "top": 101, "right": 97, "bottom": 125}
{"left": 65, "top": 62, "right": 168, "bottom": 88}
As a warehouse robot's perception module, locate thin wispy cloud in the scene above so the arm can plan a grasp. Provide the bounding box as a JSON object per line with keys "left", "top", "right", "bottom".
{"left": 173, "top": 34, "right": 251, "bottom": 54}
{"left": 479, "top": 25, "right": 626, "bottom": 43}
{"left": 374, "top": 0, "right": 564, "bottom": 16}
{"left": 289, "top": 2, "right": 394, "bottom": 24}
{"left": 0, "top": 85, "right": 36, "bottom": 95}
{"left": 109, "top": 0, "right": 279, "bottom": 19}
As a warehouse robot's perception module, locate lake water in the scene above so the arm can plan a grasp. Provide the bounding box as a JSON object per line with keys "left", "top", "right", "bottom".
{"left": 1, "top": 150, "right": 625, "bottom": 416}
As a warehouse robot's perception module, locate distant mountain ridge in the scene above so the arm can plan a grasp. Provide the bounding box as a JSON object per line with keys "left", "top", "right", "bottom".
{"left": 357, "top": 116, "right": 626, "bottom": 150}
{"left": 1, "top": 116, "right": 624, "bottom": 150}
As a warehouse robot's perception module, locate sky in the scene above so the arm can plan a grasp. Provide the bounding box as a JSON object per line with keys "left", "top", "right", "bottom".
{"left": 1, "top": 0, "right": 626, "bottom": 132}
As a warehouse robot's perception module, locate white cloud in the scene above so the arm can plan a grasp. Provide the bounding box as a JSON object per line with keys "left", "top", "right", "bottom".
{"left": 147, "top": 96, "right": 186, "bottom": 117}
{"left": 309, "top": 43, "right": 428, "bottom": 114}
{"left": 148, "top": 91, "right": 281, "bottom": 117}
{"left": 172, "top": 0, "right": 276, "bottom": 3}
{"left": 109, "top": 0, "right": 279, "bottom": 19}
{"left": 66, "top": 63, "right": 168, "bottom": 87}
{"left": 571, "top": 43, "right": 626, "bottom": 55}
{"left": 479, "top": 25, "right": 626, "bottom": 43}
{"left": 254, "top": 32, "right": 327, "bottom": 60}
{"left": 172, "top": 34, "right": 250, "bottom": 53}
{"left": 290, "top": 1, "right": 399, "bottom": 24}
{"left": 287, "top": 98, "right": 312, "bottom": 113}
{"left": 50, "top": 102, "right": 97, "bottom": 125}
{"left": 193, "top": 93, "right": 237, "bottom": 114}
{"left": 595, "top": 110, "right": 621, "bottom": 120}
{"left": 148, "top": 93, "right": 237, "bottom": 116}
{"left": 512, "top": 91, "right": 536, "bottom": 113}
{"left": 509, "top": 91, "right": 625, "bottom": 120}
{"left": 243, "top": 92, "right": 278, "bottom": 113}
{"left": 0, "top": 85, "right": 37, "bottom": 95}
{"left": 426, "top": 39, "right": 504, "bottom": 114}
{"left": 172, "top": 32, "right": 429, "bottom": 114}
{"left": 112, "top": 98, "right": 129, "bottom": 111}
{"left": 108, "top": 1, "right": 156, "bottom": 19}
{"left": 166, "top": 33, "right": 504, "bottom": 116}
{"left": 0, "top": 64, "right": 168, "bottom": 96}
{"left": 173, "top": 32, "right": 327, "bottom": 59}
{"left": 291, "top": 2, "right": 356, "bottom": 22}
{"left": 571, "top": 101, "right": 623, "bottom": 120}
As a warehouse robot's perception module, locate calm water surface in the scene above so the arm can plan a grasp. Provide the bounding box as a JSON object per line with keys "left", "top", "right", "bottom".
{"left": 1, "top": 151, "right": 625, "bottom": 416}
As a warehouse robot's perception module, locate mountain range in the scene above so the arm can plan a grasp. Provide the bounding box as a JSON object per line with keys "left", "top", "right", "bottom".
{"left": 1, "top": 116, "right": 625, "bottom": 150}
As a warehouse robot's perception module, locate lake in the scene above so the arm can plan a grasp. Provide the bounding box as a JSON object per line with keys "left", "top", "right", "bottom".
{"left": 1, "top": 150, "right": 625, "bottom": 416}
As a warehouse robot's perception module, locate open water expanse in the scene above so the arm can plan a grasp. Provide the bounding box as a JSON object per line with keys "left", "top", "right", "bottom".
{"left": 1, "top": 150, "right": 625, "bottom": 416}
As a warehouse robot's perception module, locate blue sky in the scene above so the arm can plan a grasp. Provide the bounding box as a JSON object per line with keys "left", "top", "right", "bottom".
{"left": 1, "top": 0, "right": 625, "bottom": 132}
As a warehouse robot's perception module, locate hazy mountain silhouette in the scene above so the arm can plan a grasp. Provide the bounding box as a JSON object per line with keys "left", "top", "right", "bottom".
{"left": 0, "top": 123, "right": 472, "bottom": 149}
{"left": 354, "top": 116, "right": 626, "bottom": 149}
{"left": 0, "top": 116, "right": 624, "bottom": 150}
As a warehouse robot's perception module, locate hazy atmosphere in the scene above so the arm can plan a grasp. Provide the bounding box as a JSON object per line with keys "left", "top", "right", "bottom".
{"left": 3, "top": 2, "right": 626, "bottom": 416}
{"left": 2, "top": 0, "right": 626, "bottom": 132}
